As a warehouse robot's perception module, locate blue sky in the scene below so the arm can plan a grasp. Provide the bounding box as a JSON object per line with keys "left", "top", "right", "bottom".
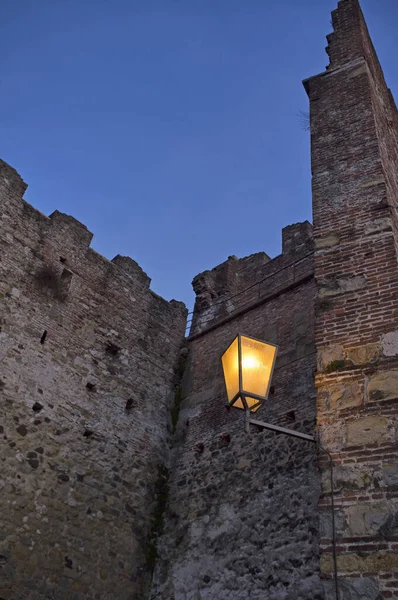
{"left": 1, "top": 0, "right": 397, "bottom": 309}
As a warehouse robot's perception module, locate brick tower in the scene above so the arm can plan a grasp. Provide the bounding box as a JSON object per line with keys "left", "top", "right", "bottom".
{"left": 304, "top": 0, "right": 398, "bottom": 596}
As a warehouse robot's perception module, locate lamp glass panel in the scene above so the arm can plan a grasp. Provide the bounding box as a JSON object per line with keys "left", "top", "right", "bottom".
{"left": 233, "top": 397, "right": 244, "bottom": 409}
{"left": 241, "top": 336, "right": 277, "bottom": 399}
{"left": 245, "top": 396, "right": 262, "bottom": 411}
{"left": 221, "top": 336, "right": 239, "bottom": 403}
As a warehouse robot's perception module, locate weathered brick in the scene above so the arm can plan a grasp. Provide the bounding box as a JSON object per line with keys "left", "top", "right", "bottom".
{"left": 305, "top": 0, "right": 398, "bottom": 595}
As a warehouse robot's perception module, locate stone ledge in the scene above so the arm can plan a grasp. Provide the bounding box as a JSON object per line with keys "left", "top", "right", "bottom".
{"left": 321, "top": 551, "right": 398, "bottom": 574}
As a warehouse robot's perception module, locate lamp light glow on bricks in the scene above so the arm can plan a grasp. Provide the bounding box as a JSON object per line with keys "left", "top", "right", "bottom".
{"left": 221, "top": 334, "right": 316, "bottom": 443}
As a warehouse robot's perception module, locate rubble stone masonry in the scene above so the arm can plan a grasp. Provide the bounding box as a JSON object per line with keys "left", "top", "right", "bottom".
{"left": 0, "top": 160, "right": 187, "bottom": 600}
{"left": 151, "top": 224, "right": 324, "bottom": 599}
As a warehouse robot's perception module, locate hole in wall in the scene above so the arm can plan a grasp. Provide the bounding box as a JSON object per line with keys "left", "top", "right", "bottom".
{"left": 106, "top": 343, "right": 121, "bottom": 356}
{"left": 125, "top": 398, "right": 134, "bottom": 410}
{"left": 195, "top": 443, "right": 204, "bottom": 455}
{"left": 286, "top": 410, "right": 295, "bottom": 423}
{"left": 218, "top": 433, "right": 231, "bottom": 448}
{"left": 86, "top": 382, "right": 96, "bottom": 391}
{"left": 83, "top": 429, "right": 94, "bottom": 438}
{"left": 269, "top": 386, "right": 275, "bottom": 395}
{"left": 40, "top": 331, "right": 47, "bottom": 344}
{"left": 59, "top": 257, "right": 67, "bottom": 264}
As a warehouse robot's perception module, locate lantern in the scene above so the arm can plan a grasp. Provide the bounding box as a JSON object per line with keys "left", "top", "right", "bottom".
{"left": 221, "top": 334, "right": 278, "bottom": 413}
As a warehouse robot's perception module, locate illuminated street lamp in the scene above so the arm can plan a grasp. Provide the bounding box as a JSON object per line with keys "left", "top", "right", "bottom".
{"left": 221, "top": 334, "right": 316, "bottom": 442}
{"left": 221, "top": 334, "right": 277, "bottom": 413}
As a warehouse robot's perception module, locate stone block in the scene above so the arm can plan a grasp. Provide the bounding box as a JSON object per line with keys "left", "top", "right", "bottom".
{"left": 367, "top": 370, "right": 398, "bottom": 402}
{"left": 364, "top": 217, "right": 392, "bottom": 235}
{"left": 345, "top": 343, "right": 379, "bottom": 366}
{"left": 320, "top": 381, "right": 362, "bottom": 411}
{"left": 317, "top": 344, "right": 343, "bottom": 372}
{"left": 334, "top": 465, "right": 371, "bottom": 491}
{"left": 323, "top": 577, "right": 379, "bottom": 600}
{"left": 321, "top": 551, "right": 398, "bottom": 574}
{"left": 381, "top": 463, "right": 398, "bottom": 486}
{"left": 319, "top": 275, "right": 367, "bottom": 298}
{"left": 346, "top": 416, "right": 389, "bottom": 447}
{"left": 319, "top": 510, "right": 345, "bottom": 538}
{"left": 345, "top": 502, "right": 390, "bottom": 536}
{"left": 315, "top": 233, "right": 340, "bottom": 250}
{"left": 381, "top": 330, "right": 398, "bottom": 357}
{"left": 319, "top": 421, "right": 347, "bottom": 451}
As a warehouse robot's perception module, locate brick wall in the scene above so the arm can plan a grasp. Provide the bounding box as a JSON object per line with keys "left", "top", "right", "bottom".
{"left": 304, "top": 0, "right": 398, "bottom": 597}
{"left": 151, "top": 224, "right": 324, "bottom": 599}
{"left": 0, "top": 159, "right": 187, "bottom": 600}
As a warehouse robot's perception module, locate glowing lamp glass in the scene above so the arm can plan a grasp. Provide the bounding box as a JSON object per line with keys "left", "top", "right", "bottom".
{"left": 221, "top": 334, "right": 278, "bottom": 413}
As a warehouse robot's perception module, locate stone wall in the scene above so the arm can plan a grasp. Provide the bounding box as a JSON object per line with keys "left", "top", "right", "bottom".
{"left": 151, "top": 224, "right": 324, "bottom": 600}
{"left": 190, "top": 220, "right": 313, "bottom": 336}
{"left": 304, "top": 0, "right": 398, "bottom": 597}
{"left": 0, "top": 159, "right": 187, "bottom": 600}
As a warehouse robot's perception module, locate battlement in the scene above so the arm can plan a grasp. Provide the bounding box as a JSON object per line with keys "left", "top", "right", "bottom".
{"left": 304, "top": 0, "right": 397, "bottom": 124}
{"left": 189, "top": 221, "right": 313, "bottom": 336}
{"left": 0, "top": 158, "right": 185, "bottom": 310}
{"left": 325, "top": 0, "right": 367, "bottom": 70}
{"left": 0, "top": 158, "right": 27, "bottom": 198}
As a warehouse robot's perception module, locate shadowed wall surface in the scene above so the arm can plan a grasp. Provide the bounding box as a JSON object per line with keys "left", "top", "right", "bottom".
{"left": 0, "top": 160, "right": 187, "bottom": 600}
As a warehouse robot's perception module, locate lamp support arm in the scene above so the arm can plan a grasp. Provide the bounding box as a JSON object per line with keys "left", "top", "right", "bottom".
{"left": 248, "top": 418, "right": 316, "bottom": 443}
{"left": 245, "top": 409, "right": 251, "bottom": 434}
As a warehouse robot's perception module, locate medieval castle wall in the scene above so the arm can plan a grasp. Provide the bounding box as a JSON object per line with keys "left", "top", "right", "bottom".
{"left": 151, "top": 223, "right": 323, "bottom": 600}
{"left": 0, "top": 1, "right": 397, "bottom": 599}
{"left": 152, "top": 1, "right": 398, "bottom": 599}
{"left": 0, "top": 159, "right": 187, "bottom": 600}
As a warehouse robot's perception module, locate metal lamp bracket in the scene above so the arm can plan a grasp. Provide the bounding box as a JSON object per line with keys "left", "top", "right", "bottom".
{"left": 245, "top": 410, "right": 316, "bottom": 443}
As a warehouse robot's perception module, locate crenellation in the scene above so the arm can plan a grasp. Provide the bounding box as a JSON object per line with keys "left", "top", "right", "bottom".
{"left": 49, "top": 209, "right": 94, "bottom": 248}
{"left": 326, "top": 0, "right": 365, "bottom": 71}
{"left": 190, "top": 223, "right": 314, "bottom": 337}
{"left": 282, "top": 220, "right": 313, "bottom": 255}
{"left": 0, "top": 158, "right": 27, "bottom": 200}
{"left": 111, "top": 254, "right": 152, "bottom": 290}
